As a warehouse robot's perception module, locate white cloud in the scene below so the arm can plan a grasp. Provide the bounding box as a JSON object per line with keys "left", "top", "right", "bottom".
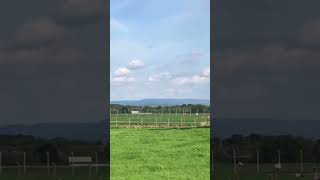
{"left": 114, "top": 67, "right": 131, "bottom": 76}
{"left": 164, "top": 88, "right": 192, "bottom": 94}
{"left": 111, "top": 18, "right": 129, "bottom": 32}
{"left": 148, "top": 72, "right": 172, "bottom": 82}
{"left": 172, "top": 75, "right": 209, "bottom": 85}
{"left": 171, "top": 67, "right": 210, "bottom": 85}
{"left": 202, "top": 66, "right": 210, "bottom": 77}
{"left": 111, "top": 76, "right": 135, "bottom": 82}
{"left": 128, "top": 59, "right": 145, "bottom": 69}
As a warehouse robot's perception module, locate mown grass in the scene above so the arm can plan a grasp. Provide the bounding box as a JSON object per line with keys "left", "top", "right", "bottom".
{"left": 215, "top": 163, "right": 316, "bottom": 180}
{"left": 0, "top": 167, "right": 107, "bottom": 180}
{"left": 111, "top": 128, "right": 210, "bottom": 180}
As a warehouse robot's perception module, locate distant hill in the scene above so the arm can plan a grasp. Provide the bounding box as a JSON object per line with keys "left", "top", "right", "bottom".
{"left": 111, "top": 99, "right": 210, "bottom": 106}
{"left": 214, "top": 118, "right": 320, "bottom": 138}
{"left": 2, "top": 118, "right": 319, "bottom": 142}
{"left": 0, "top": 120, "right": 108, "bottom": 142}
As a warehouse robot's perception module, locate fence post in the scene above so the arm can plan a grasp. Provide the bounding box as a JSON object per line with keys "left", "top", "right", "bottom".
{"left": 300, "top": 149, "right": 303, "bottom": 175}
{"left": 116, "top": 110, "right": 118, "bottom": 128}
{"left": 193, "top": 117, "right": 196, "bottom": 127}
{"left": 23, "top": 151, "right": 26, "bottom": 174}
{"left": 116, "top": 118, "right": 118, "bottom": 128}
{"left": 233, "top": 148, "right": 236, "bottom": 174}
{"left": 256, "top": 150, "right": 259, "bottom": 174}
{"left": 0, "top": 151, "right": 2, "bottom": 175}
{"left": 71, "top": 152, "right": 74, "bottom": 176}
{"left": 167, "top": 118, "right": 169, "bottom": 128}
{"left": 47, "top": 151, "right": 50, "bottom": 176}
{"left": 53, "top": 163, "right": 57, "bottom": 178}
{"left": 129, "top": 118, "right": 131, "bottom": 128}
{"left": 95, "top": 152, "right": 98, "bottom": 175}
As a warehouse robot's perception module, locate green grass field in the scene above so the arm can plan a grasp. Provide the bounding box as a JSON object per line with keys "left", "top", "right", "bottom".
{"left": 215, "top": 163, "right": 317, "bottom": 180}
{"left": 111, "top": 128, "right": 210, "bottom": 180}
{"left": 0, "top": 166, "right": 108, "bottom": 180}
{"left": 110, "top": 113, "right": 210, "bottom": 128}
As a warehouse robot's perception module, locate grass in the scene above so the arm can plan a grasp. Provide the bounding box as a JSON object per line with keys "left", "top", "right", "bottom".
{"left": 111, "top": 128, "right": 210, "bottom": 180}
{"left": 0, "top": 166, "right": 108, "bottom": 180}
{"left": 215, "top": 163, "right": 318, "bottom": 180}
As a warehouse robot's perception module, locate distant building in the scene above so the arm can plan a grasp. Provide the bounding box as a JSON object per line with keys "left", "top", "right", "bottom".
{"left": 131, "top": 111, "right": 140, "bottom": 114}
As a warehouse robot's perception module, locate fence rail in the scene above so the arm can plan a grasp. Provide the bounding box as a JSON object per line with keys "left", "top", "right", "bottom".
{"left": 110, "top": 113, "right": 210, "bottom": 128}
{"left": 110, "top": 121, "right": 210, "bottom": 128}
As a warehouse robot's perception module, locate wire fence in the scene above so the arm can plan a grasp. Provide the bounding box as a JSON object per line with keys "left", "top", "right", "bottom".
{"left": 214, "top": 148, "right": 320, "bottom": 179}
{"left": 0, "top": 151, "right": 109, "bottom": 179}
{"left": 110, "top": 113, "right": 211, "bottom": 128}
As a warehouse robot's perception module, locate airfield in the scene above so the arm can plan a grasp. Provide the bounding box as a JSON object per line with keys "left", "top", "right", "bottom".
{"left": 110, "top": 112, "right": 210, "bottom": 179}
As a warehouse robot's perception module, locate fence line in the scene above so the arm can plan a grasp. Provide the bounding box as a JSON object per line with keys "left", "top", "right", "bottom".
{"left": 110, "top": 120, "right": 210, "bottom": 128}
{"left": 0, "top": 151, "right": 109, "bottom": 177}
{"left": 110, "top": 113, "right": 210, "bottom": 128}
{"left": 215, "top": 147, "right": 320, "bottom": 176}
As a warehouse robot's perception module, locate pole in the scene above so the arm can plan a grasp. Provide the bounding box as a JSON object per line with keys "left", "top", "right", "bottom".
{"left": 176, "top": 108, "right": 177, "bottom": 117}
{"left": 71, "top": 152, "right": 74, "bottom": 176}
{"left": 95, "top": 152, "right": 98, "bottom": 175}
{"left": 53, "top": 163, "right": 56, "bottom": 178}
{"left": 129, "top": 118, "right": 131, "bottom": 128}
{"left": 257, "top": 150, "right": 260, "bottom": 174}
{"left": 300, "top": 149, "right": 303, "bottom": 174}
{"left": 0, "top": 151, "right": 2, "bottom": 175}
{"left": 47, "top": 152, "right": 50, "bottom": 175}
{"left": 17, "top": 162, "right": 21, "bottom": 176}
{"left": 116, "top": 110, "right": 118, "bottom": 127}
{"left": 23, "top": 152, "right": 26, "bottom": 174}
{"left": 278, "top": 150, "right": 281, "bottom": 165}
{"left": 233, "top": 148, "right": 236, "bottom": 174}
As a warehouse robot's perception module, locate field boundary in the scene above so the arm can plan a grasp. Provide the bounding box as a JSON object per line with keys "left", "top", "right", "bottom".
{"left": 110, "top": 113, "right": 210, "bottom": 128}
{"left": 110, "top": 121, "right": 210, "bottom": 128}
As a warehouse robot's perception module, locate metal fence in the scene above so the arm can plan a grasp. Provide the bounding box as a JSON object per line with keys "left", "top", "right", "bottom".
{"left": 110, "top": 113, "right": 210, "bottom": 128}
{"left": 0, "top": 151, "right": 109, "bottom": 178}
{"left": 211, "top": 149, "right": 320, "bottom": 179}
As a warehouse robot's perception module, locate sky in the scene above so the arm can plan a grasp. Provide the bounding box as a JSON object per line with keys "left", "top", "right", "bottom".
{"left": 110, "top": 0, "right": 210, "bottom": 101}
{"left": 213, "top": 0, "right": 320, "bottom": 120}
{"left": 0, "top": 0, "right": 107, "bottom": 125}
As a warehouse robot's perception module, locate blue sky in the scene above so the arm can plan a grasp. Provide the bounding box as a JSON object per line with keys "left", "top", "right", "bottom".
{"left": 110, "top": 0, "right": 210, "bottom": 101}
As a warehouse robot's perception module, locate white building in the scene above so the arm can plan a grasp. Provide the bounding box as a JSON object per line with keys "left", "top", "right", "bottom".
{"left": 131, "top": 111, "right": 140, "bottom": 114}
